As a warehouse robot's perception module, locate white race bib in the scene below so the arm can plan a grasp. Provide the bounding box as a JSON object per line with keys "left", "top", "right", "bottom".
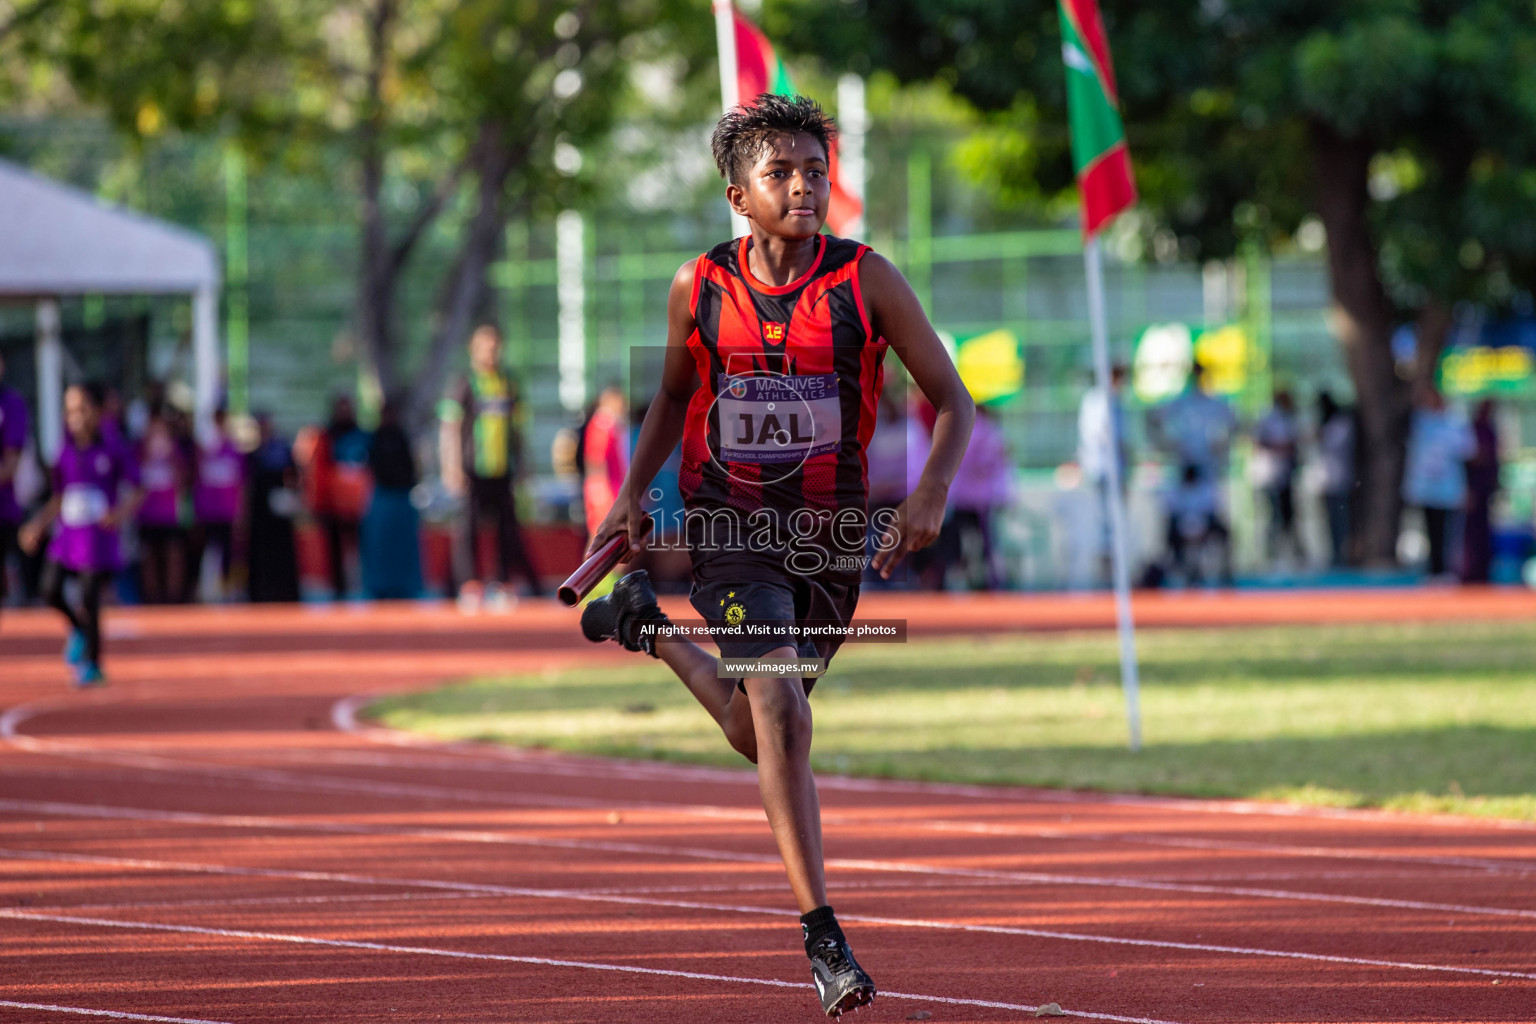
{"left": 141, "top": 460, "right": 176, "bottom": 491}
{"left": 716, "top": 373, "right": 842, "bottom": 465}
{"left": 60, "top": 484, "right": 109, "bottom": 527}
{"left": 201, "top": 456, "right": 241, "bottom": 488}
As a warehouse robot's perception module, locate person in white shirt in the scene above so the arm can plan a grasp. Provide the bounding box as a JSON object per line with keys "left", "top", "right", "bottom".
{"left": 1315, "top": 391, "right": 1355, "bottom": 567}
{"left": 1251, "top": 389, "right": 1300, "bottom": 566}
{"left": 1078, "top": 364, "right": 1129, "bottom": 584}
{"left": 1402, "top": 387, "right": 1474, "bottom": 578}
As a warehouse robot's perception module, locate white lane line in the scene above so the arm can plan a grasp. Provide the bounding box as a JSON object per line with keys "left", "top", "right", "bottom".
{"left": 14, "top": 672, "right": 1536, "bottom": 843}
{"left": 2, "top": 732, "right": 766, "bottom": 819}
{"left": 920, "top": 821, "right": 1536, "bottom": 875}
{"left": 0, "top": 909, "right": 1186, "bottom": 1024}
{"left": 334, "top": 694, "right": 1536, "bottom": 833}
{"left": 0, "top": 700, "right": 48, "bottom": 740}
{"left": 23, "top": 890, "right": 504, "bottom": 914}
{"left": 26, "top": 877, "right": 993, "bottom": 916}
{"left": 829, "top": 856, "right": 1536, "bottom": 921}
{"left": 0, "top": 1002, "right": 232, "bottom": 1024}
{"left": 13, "top": 698, "right": 1535, "bottom": 878}
{"left": 6, "top": 847, "right": 1534, "bottom": 982}
{"left": 4, "top": 796, "right": 1533, "bottom": 922}
{"left": 11, "top": 737, "right": 1533, "bottom": 878}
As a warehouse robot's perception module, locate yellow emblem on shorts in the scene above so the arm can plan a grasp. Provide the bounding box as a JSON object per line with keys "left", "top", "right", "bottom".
{"left": 723, "top": 601, "right": 747, "bottom": 627}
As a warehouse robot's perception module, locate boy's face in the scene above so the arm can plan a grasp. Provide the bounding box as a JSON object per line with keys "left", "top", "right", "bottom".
{"left": 470, "top": 327, "right": 502, "bottom": 370}
{"left": 728, "top": 131, "right": 829, "bottom": 240}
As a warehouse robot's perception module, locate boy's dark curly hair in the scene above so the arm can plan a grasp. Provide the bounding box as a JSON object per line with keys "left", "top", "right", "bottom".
{"left": 710, "top": 93, "right": 838, "bottom": 186}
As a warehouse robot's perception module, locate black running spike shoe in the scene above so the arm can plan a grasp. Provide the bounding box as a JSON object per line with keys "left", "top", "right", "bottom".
{"left": 808, "top": 935, "right": 875, "bottom": 1018}
{"left": 580, "top": 569, "right": 667, "bottom": 656}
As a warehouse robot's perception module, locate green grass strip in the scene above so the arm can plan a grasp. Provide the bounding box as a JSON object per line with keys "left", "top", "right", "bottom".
{"left": 367, "top": 620, "right": 1536, "bottom": 821}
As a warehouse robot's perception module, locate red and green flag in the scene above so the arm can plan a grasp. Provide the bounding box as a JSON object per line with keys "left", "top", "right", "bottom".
{"left": 1058, "top": 0, "right": 1137, "bottom": 236}
{"left": 721, "top": 4, "right": 864, "bottom": 236}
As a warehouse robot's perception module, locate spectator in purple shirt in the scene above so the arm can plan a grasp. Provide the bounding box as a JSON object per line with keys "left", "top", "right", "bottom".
{"left": 190, "top": 406, "right": 245, "bottom": 601}
{"left": 136, "top": 408, "right": 192, "bottom": 604}
{"left": 19, "top": 383, "right": 142, "bottom": 686}
{"left": 940, "top": 405, "right": 1014, "bottom": 590}
{"left": 0, "top": 351, "right": 29, "bottom": 626}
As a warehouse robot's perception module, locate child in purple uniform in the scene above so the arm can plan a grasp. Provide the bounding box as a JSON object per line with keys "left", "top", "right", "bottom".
{"left": 191, "top": 407, "right": 245, "bottom": 600}
{"left": 136, "top": 408, "right": 191, "bottom": 604}
{"left": 19, "top": 383, "right": 142, "bottom": 686}
{"left": 0, "top": 351, "right": 29, "bottom": 626}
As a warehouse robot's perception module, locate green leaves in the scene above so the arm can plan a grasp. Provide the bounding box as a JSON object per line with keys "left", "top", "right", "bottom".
{"left": 1294, "top": 16, "right": 1437, "bottom": 136}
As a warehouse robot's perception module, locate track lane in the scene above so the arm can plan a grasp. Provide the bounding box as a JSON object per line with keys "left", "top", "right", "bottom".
{"left": 2, "top": 600, "right": 1533, "bottom": 1023}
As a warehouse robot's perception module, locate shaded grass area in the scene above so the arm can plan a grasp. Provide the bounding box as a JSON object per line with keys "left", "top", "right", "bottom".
{"left": 367, "top": 620, "right": 1536, "bottom": 820}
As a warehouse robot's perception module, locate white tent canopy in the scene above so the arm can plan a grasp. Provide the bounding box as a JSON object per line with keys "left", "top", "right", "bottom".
{"left": 0, "top": 157, "right": 222, "bottom": 458}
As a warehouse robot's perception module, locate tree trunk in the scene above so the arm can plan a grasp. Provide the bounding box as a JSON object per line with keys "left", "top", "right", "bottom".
{"left": 407, "top": 121, "right": 523, "bottom": 430}
{"left": 1310, "top": 122, "right": 1406, "bottom": 566}
{"left": 354, "top": 0, "right": 399, "bottom": 408}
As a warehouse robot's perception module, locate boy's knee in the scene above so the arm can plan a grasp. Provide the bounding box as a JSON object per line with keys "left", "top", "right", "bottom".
{"left": 748, "top": 679, "right": 813, "bottom": 755}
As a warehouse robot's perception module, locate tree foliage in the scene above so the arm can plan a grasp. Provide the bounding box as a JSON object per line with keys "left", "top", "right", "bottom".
{"left": 4, "top": 0, "right": 714, "bottom": 420}
{"left": 770, "top": 0, "right": 1536, "bottom": 561}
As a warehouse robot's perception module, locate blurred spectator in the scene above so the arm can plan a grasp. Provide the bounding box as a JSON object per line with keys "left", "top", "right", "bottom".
{"left": 0, "top": 352, "right": 27, "bottom": 616}
{"left": 1402, "top": 387, "right": 1474, "bottom": 578}
{"left": 867, "top": 389, "right": 908, "bottom": 513}
{"left": 943, "top": 404, "right": 1013, "bottom": 590}
{"left": 362, "top": 396, "right": 423, "bottom": 599}
{"left": 862, "top": 390, "right": 908, "bottom": 586}
{"left": 102, "top": 385, "right": 131, "bottom": 447}
{"left": 301, "top": 395, "right": 371, "bottom": 599}
{"left": 189, "top": 406, "right": 244, "bottom": 602}
{"left": 1316, "top": 391, "right": 1356, "bottom": 568}
{"left": 1149, "top": 362, "right": 1236, "bottom": 584}
{"left": 125, "top": 381, "right": 163, "bottom": 442}
{"left": 1149, "top": 362, "right": 1238, "bottom": 476}
{"left": 246, "top": 413, "right": 301, "bottom": 603}
{"left": 903, "top": 396, "right": 944, "bottom": 589}
{"left": 1251, "top": 388, "right": 1301, "bottom": 566}
{"left": 582, "top": 385, "right": 629, "bottom": 539}
{"left": 1163, "top": 463, "right": 1226, "bottom": 585}
{"left": 1461, "top": 398, "right": 1500, "bottom": 584}
{"left": 136, "top": 407, "right": 192, "bottom": 604}
{"left": 1077, "top": 363, "right": 1128, "bottom": 584}
{"left": 627, "top": 399, "right": 691, "bottom": 589}
{"left": 439, "top": 323, "right": 542, "bottom": 609}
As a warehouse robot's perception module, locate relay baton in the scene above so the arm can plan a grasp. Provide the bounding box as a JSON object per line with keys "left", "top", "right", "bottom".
{"left": 558, "top": 517, "right": 654, "bottom": 606}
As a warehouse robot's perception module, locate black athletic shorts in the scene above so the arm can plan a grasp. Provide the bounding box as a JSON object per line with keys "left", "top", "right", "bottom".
{"left": 689, "top": 560, "right": 860, "bottom": 694}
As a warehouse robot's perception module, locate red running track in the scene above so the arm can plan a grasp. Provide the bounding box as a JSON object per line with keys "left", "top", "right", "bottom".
{"left": 0, "top": 591, "right": 1533, "bottom": 1023}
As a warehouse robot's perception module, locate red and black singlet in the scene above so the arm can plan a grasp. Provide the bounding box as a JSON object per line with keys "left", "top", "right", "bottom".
{"left": 680, "top": 234, "right": 888, "bottom": 527}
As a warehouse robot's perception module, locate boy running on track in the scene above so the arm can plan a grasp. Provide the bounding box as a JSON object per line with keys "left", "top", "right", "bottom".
{"left": 581, "top": 94, "right": 974, "bottom": 1018}
{"left": 20, "top": 382, "right": 142, "bottom": 686}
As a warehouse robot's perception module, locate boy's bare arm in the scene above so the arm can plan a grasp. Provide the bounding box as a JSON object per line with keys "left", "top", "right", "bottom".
{"left": 860, "top": 253, "right": 976, "bottom": 575}
{"left": 585, "top": 260, "right": 701, "bottom": 556}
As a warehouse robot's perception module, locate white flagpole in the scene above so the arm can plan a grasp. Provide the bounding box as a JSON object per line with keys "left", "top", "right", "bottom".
{"left": 836, "top": 73, "right": 867, "bottom": 239}
{"left": 1084, "top": 235, "right": 1143, "bottom": 751}
{"left": 712, "top": 0, "right": 750, "bottom": 238}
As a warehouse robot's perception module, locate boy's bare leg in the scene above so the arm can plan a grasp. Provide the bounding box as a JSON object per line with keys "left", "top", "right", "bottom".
{"left": 658, "top": 641, "right": 826, "bottom": 912}
{"left": 656, "top": 639, "right": 736, "bottom": 723}
{"left": 656, "top": 639, "right": 761, "bottom": 762}
{"left": 745, "top": 653, "right": 827, "bottom": 914}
